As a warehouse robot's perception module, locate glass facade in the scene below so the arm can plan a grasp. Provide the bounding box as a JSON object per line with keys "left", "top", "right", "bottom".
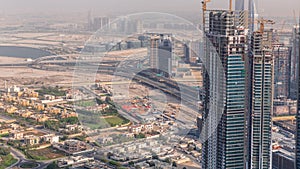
{"left": 202, "top": 10, "right": 248, "bottom": 169}
{"left": 249, "top": 31, "right": 273, "bottom": 169}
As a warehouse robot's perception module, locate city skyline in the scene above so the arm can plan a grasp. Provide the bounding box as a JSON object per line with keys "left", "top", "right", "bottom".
{"left": 0, "top": 1, "right": 299, "bottom": 169}
{"left": 0, "top": 0, "right": 298, "bottom": 17}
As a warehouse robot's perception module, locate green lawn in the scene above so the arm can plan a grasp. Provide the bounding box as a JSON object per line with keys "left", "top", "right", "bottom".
{"left": 104, "top": 116, "right": 127, "bottom": 126}
{"left": 79, "top": 113, "right": 130, "bottom": 130}
{"left": 0, "top": 154, "right": 17, "bottom": 169}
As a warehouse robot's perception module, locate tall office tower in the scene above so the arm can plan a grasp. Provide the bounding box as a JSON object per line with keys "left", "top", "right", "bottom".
{"left": 201, "top": 10, "right": 248, "bottom": 169}
{"left": 184, "top": 43, "right": 190, "bottom": 64}
{"left": 93, "top": 17, "right": 110, "bottom": 31}
{"left": 148, "top": 34, "right": 173, "bottom": 77}
{"left": 249, "top": 28, "right": 274, "bottom": 169}
{"left": 273, "top": 44, "right": 291, "bottom": 98}
{"left": 295, "top": 22, "right": 300, "bottom": 169}
{"left": 158, "top": 38, "right": 172, "bottom": 77}
{"left": 290, "top": 25, "right": 300, "bottom": 100}
{"left": 149, "top": 34, "right": 161, "bottom": 70}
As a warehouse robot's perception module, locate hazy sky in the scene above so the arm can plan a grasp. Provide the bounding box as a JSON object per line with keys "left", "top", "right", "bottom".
{"left": 0, "top": 0, "right": 299, "bottom": 17}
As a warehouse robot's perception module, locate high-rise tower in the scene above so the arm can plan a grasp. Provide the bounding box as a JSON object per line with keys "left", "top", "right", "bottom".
{"left": 202, "top": 9, "right": 249, "bottom": 169}
{"left": 158, "top": 38, "right": 172, "bottom": 77}
{"left": 248, "top": 0, "right": 255, "bottom": 32}
{"left": 273, "top": 44, "right": 291, "bottom": 98}
{"left": 290, "top": 25, "right": 300, "bottom": 100}
{"left": 249, "top": 28, "right": 274, "bottom": 169}
{"left": 148, "top": 33, "right": 173, "bottom": 77}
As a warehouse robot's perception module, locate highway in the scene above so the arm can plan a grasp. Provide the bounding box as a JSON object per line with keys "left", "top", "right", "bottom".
{"left": 17, "top": 52, "right": 202, "bottom": 112}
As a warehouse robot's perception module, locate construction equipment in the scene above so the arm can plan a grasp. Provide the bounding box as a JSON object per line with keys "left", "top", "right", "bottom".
{"left": 202, "top": 0, "right": 211, "bottom": 13}
{"left": 202, "top": 0, "right": 211, "bottom": 25}
{"left": 256, "top": 18, "right": 275, "bottom": 34}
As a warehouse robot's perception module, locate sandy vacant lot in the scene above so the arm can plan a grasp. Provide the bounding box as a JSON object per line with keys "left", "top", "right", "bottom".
{"left": 0, "top": 56, "right": 74, "bottom": 87}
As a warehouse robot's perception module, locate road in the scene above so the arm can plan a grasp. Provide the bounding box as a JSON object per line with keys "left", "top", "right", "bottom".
{"left": 79, "top": 86, "right": 140, "bottom": 124}
{"left": 5, "top": 144, "right": 64, "bottom": 169}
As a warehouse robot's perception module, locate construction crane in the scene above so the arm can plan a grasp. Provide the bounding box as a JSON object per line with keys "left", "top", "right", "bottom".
{"left": 201, "top": 0, "right": 211, "bottom": 25}
{"left": 229, "top": 0, "right": 233, "bottom": 11}
{"left": 256, "top": 18, "right": 275, "bottom": 34}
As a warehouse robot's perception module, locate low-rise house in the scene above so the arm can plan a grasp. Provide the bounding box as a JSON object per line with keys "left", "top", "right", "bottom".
{"left": 10, "top": 131, "right": 25, "bottom": 140}
{"left": 0, "top": 126, "right": 12, "bottom": 135}
{"left": 41, "top": 134, "right": 60, "bottom": 144}
{"left": 24, "top": 135, "right": 40, "bottom": 146}
{"left": 5, "top": 106, "right": 17, "bottom": 114}
{"left": 21, "top": 110, "right": 33, "bottom": 118}
{"left": 61, "top": 112, "right": 78, "bottom": 118}
{"left": 30, "top": 114, "right": 50, "bottom": 123}
{"left": 64, "top": 140, "right": 87, "bottom": 153}
{"left": 34, "top": 103, "right": 45, "bottom": 111}
{"left": 98, "top": 137, "right": 113, "bottom": 144}
{"left": 128, "top": 123, "right": 154, "bottom": 134}
{"left": 58, "top": 156, "right": 94, "bottom": 168}
{"left": 53, "top": 139, "right": 93, "bottom": 155}
{"left": 129, "top": 125, "right": 143, "bottom": 134}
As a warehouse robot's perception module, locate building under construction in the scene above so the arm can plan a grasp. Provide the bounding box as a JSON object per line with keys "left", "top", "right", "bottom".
{"left": 273, "top": 44, "right": 291, "bottom": 99}
{"left": 148, "top": 33, "right": 173, "bottom": 77}
{"left": 249, "top": 26, "right": 274, "bottom": 169}
{"left": 201, "top": 9, "right": 249, "bottom": 169}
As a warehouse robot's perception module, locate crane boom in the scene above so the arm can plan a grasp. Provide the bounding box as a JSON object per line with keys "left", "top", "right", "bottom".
{"left": 201, "top": 0, "right": 211, "bottom": 30}
{"left": 257, "top": 18, "right": 275, "bottom": 33}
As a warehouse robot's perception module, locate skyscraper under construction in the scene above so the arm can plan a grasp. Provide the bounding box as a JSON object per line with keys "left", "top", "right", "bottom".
{"left": 248, "top": 27, "right": 274, "bottom": 169}
{"left": 201, "top": 1, "right": 274, "bottom": 168}
{"left": 201, "top": 9, "right": 249, "bottom": 169}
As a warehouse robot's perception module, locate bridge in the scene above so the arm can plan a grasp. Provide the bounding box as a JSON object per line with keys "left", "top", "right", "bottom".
{"left": 272, "top": 115, "right": 296, "bottom": 122}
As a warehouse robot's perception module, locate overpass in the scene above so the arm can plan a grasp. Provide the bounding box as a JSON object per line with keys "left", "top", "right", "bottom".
{"left": 272, "top": 115, "right": 296, "bottom": 122}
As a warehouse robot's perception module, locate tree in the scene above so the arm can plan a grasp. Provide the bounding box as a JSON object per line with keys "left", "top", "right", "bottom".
{"left": 0, "top": 147, "right": 10, "bottom": 156}
{"left": 129, "top": 161, "right": 135, "bottom": 166}
{"left": 135, "top": 133, "right": 146, "bottom": 139}
{"left": 46, "top": 162, "right": 60, "bottom": 169}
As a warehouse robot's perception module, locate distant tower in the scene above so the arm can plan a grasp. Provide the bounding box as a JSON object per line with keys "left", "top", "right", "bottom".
{"left": 249, "top": 0, "right": 255, "bottom": 32}
{"left": 273, "top": 44, "right": 291, "bottom": 98}
{"left": 290, "top": 25, "right": 300, "bottom": 99}
{"left": 148, "top": 34, "right": 173, "bottom": 77}
{"left": 184, "top": 42, "right": 190, "bottom": 64}
{"left": 235, "top": 0, "right": 245, "bottom": 11}
{"left": 158, "top": 37, "right": 172, "bottom": 77}
{"left": 149, "top": 34, "right": 161, "bottom": 70}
